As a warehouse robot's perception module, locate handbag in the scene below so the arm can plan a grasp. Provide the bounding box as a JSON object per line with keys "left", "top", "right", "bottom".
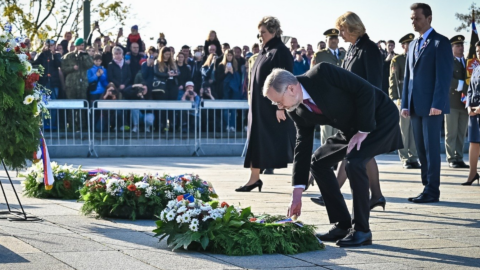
{"left": 88, "top": 79, "right": 99, "bottom": 92}
{"left": 152, "top": 75, "right": 166, "bottom": 93}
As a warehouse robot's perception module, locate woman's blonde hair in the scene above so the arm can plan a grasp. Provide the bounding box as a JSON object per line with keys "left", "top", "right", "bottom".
{"left": 203, "top": 54, "right": 215, "bottom": 68}
{"left": 257, "top": 16, "right": 283, "bottom": 37}
{"left": 157, "top": 47, "right": 176, "bottom": 72}
{"left": 220, "top": 49, "right": 238, "bottom": 72}
{"left": 206, "top": 30, "right": 218, "bottom": 41}
{"left": 335, "top": 11, "right": 366, "bottom": 37}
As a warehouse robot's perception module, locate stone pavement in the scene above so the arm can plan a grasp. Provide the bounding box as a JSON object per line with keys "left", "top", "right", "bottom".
{"left": 0, "top": 155, "right": 480, "bottom": 270}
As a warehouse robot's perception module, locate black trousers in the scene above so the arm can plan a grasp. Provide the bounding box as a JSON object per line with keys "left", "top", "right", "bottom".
{"left": 310, "top": 135, "right": 371, "bottom": 232}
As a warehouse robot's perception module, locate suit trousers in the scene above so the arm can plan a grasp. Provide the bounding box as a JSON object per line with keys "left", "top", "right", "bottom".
{"left": 320, "top": 125, "right": 338, "bottom": 146}
{"left": 410, "top": 113, "right": 443, "bottom": 199}
{"left": 444, "top": 108, "right": 468, "bottom": 162}
{"left": 397, "top": 104, "right": 418, "bottom": 163}
{"left": 310, "top": 136, "right": 370, "bottom": 232}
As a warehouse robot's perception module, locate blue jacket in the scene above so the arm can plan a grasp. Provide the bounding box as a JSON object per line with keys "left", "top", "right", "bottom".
{"left": 87, "top": 65, "right": 108, "bottom": 95}
{"left": 293, "top": 59, "right": 310, "bottom": 76}
{"left": 401, "top": 29, "right": 453, "bottom": 116}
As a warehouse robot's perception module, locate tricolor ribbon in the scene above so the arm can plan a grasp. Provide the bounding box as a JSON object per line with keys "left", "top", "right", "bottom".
{"left": 33, "top": 131, "right": 54, "bottom": 190}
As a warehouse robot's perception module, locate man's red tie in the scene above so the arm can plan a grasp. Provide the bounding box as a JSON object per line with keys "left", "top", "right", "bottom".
{"left": 303, "top": 99, "right": 322, "bottom": 114}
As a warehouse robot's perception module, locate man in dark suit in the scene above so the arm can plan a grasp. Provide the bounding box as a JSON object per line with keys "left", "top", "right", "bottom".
{"left": 401, "top": 3, "right": 454, "bottom": 203}
{"left": 445, "top": 35, "right": 469, "bottom": 169}
{"left": 263, "top": 63, "right": 403, "bottom": 247}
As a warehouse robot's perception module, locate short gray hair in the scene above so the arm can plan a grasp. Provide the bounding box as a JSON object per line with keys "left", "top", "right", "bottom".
{"left": 263, "top": 68, "right": 298, "bottom": 97}
{"left": 258, "top": 16, "right": 283, "bottom": 37}
{"left": 112, "top": 46, "right": 123, "bottom": 54}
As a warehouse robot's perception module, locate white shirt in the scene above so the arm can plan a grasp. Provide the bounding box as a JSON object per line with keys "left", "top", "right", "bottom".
{"left": 455, "top": 57, "right": 465, "bottom": 91}
{"left": 418, "top": 27, "right": 434, "bottom": 49}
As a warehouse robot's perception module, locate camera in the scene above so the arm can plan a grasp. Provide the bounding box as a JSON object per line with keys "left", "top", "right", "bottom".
{"left": 133, "top": 85, "right": 145, "bottom": 99}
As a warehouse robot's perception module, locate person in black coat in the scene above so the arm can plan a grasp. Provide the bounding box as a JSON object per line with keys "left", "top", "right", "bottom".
{"left": 203, "top": 30, "right": 223, "bottom": 58}
{"left": 238, "top": 16, "right": 296, "bottom": 192}
{"left": 107, "top": 46, "right": 132, "bottom": 96}
{"left": 263, "top": 63, "right": 402, "bottom": 247}
{"left": 310, "top": 11, "right": 386, "bottom": 210}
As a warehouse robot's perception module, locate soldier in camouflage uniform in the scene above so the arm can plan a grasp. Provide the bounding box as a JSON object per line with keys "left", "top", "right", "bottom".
{"left": 61, "top": 38, "right": 93, "bottom": 130}
{"left": 389, "top": 33, "right": 420, "bottom": 169}
{"left": 311, "top": 29, "right": 345, "bottom": 147}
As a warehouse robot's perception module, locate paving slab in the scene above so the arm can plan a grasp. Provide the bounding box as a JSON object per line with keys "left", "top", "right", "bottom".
{"left": 0, "top": 236, "right": 41, "bottom": 254}
{"left": 123, "top": 249, "right": 242, "bottom": 270}
{"left": 209, "top": 253, "right": 315, "bottom": 269}
{"left": 16, "top": 233, "right": 112, "bottom": 252}
{"left": 50, "top": 251, "right": 158, "bottom": 270}
{"left": 0, "top": 252, "right": 74, "bottom": 270}
{"left": 79, "top": 231, "right": 166, "bottom": 250}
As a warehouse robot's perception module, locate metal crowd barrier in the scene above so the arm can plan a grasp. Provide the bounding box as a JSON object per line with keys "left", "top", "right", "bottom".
{"left": 42, "top": 100, "right": 92, "bottom": 156}
{"left": 41, "top": 100, "right": 323, "bottom": 157}
{"left": 197, "top": 100, "right": 249, "bottom": 155}
{"left": 91, "top": 100, "right": 198, "bottom": 157}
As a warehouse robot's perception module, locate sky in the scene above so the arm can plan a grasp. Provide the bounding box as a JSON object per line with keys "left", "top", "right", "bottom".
{"left": 109, "top": 0, "right": 475, "bottom": 54}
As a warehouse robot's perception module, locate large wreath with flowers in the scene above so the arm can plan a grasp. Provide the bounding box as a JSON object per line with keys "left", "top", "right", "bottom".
{"left": 79, "top": 173, "right": 218, "bottom": 220}
{"left": 153, "top": 197, "right": 325, "bottom": 255}
{"left": 22, "top": 161, "right": 88, "bottom": 199}
{"left": 0, "top": 23, "right": 50, "bottom": 170}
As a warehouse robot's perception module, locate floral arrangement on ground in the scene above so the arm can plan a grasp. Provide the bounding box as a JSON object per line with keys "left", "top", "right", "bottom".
{"left": 22, "top": 161, "right": 87, "bottom": 199}
{"left": 80, "top": 173, "right": 217, "bottom": 220}
{"left": 153, "top": 197, "right": 325, "bottom": 256}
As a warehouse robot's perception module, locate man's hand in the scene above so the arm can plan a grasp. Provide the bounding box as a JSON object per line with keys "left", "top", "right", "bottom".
{"left": 276, "top": 109, "right": 286, "bottom": 123}
{"left": 347, "top": 132, "right": 368, "bottom": 154}
{"left": 401, "top": 109, "right": 409, "bottom": 118}
{"left": 119, "top": 84, "right": 125, "bottom": 90}
{"left": 287, "top": 188, "right": 303, "bottom": 218}
{"left": 73, "top": 65, "right": 79, "bottom": 71}
{"left": 468, "top": 107, "right": 476, "bottom": 116}
{"left": 429, "top": 108, "right": 442, "bottom": 116}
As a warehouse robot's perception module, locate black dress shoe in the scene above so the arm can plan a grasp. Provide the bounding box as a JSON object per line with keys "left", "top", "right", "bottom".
{"left": 407, "top": 193, "right": 423, "bottom": 202}
{"left": 315, "top": 225, "right": 350, "bottom": 242}
{"left": 235, "top": 180, "right": 263, "bottom": 192}
{"left": 263, "top": 168, "right": 274, "bottom": 174}
{"left": 449, "top": 162, "right": 460, "bottom": 168}
{"left": 410, "top": 161, "right": 421, "bottom": 169}
{"left": 370, "top": 196, "right": 386, "bottom": 211}
{"left": 411, "top": 193, "right": 439, "bottom": 203}
{"left": 456, "top": 161, "right": 470, "bottom": 169}
{"left": 311, "top": 196, "right": 325, "bottom": 206}
{"left": 403, "top": 162, "right": 413, "bottom": 169}
{"left": 336, "top": 230, "right": 372, "bottom": 247}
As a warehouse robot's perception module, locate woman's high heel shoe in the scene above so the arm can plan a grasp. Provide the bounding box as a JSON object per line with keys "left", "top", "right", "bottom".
{"left": 461, "top": 173, "right": 480, "bottom": 186}
{"left": 370, "top": 196, "right": 386, "bottom": 211}
{"left": 235, "top": 179, "right": 263, "bottom": 192}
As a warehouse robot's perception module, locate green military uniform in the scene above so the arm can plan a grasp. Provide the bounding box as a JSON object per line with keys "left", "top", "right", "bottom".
{"left": 445, "top": 35, "right": 469, "bottom": 164}
{"left": 389, "top": 34, "right": 418, "bottom": 166}
{"left": 62, "top": 50, "right": 93, "bottom": 99}
{"left": 61, "top": 38, "right": 93, "bottom": 131}
{"left": 311, "top": 29, "right": 344, "bottom": 145}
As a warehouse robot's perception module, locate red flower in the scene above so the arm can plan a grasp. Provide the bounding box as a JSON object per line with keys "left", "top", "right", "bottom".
{"left": 135, "top": 190, "right": 142, "bottom": 197}
{"left": 20, "top": 42, "right": 26, "bottom": 49}
{"left": 221, "top": 202, "right": 229, "bottom": 208}
{"left": 127, "top": 184, "right": 137, "bottom": 192}
{"left": 249, "top": 218, "right": 257, "bottom": 222}
{"left": 63, "top": 180, "right": 71, "bottom": 189}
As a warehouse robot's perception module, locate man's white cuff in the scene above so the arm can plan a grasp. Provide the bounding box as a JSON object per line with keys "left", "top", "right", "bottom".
{"left": 457, "top": 80, "right": 465, "bottom": 91}
{"left": 293, "top": 185, "right": 306, "bottom": 190}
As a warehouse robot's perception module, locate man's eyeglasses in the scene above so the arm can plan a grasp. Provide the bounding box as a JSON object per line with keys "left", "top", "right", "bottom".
{"left": 270, "top": 85, "right": 289, "bottom": 107}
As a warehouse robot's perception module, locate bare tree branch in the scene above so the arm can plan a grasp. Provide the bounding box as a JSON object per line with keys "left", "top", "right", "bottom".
{"left": 37, "top": 0, "right": 55, "bottom": 29}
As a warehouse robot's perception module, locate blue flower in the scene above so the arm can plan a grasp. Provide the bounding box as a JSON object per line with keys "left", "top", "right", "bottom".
{"left": 4, "top": 23, "right": 12, "bottom": 33}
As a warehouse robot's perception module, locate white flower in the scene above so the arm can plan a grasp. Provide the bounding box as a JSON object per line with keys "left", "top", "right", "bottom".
{"left": 9, "top": 38, "right": 16, "bottom": 47}
{"left": 0, "top": 33, "right": 7, "bottom": 43}
{"left": 202, "top": 215, "right": 212, "bottom": 222}
{"left": 190, "top": 218, "right": 199, "bottom": 226}
{"left": 145, "top": 186, "right": 153, "bottom": 198}
{"left": 173, "top": 185, "right": 185, "bottom": 193}
{"left": 189, "top": 223, "right": 198, "bottom": 232}
{"left": 159, "top": 210, "right": 166, "bottom": 221}
{"left": 200, "top": 205, "right": 212, "bottom": 211}
{"left": 188, "top": 202, "right": 196, "bottom": 208}
{"left": 165, "top": 191, "right": 175, "bottom": 199}
{"left": 182, "top": 214, "right": 191, "bottom": 223}
{"left": 23, "top": 95, "right": 34, "bottom": 105}
{"left": 35, "top": 174, "right": 43, "bottom": 183}
{"left": 177, "top": 206, "right": 187, "bottom": 214}
{"left": 176, "top": 215, "right": 182, "bottom": 224}
{"left": 135, "top": 182, "right": 149, "bottom": 189}
{"left": 167, "top": 200, "right": 176, "bottom": 209}
{"left": 166, "top": 210, "right": 176, "bottom": 221}
{"left": 23, "top": 61, "right": 33, "bottom": 75}
{"left": 17, "top": 53, "right": 28, "bottom": 62}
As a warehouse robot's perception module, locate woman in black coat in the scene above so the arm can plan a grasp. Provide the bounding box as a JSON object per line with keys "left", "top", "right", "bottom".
{"left": 238, "top": 16, "right": 295, "bottom": 192}
{"left": 108, "top": 46, "right": 132, "bottom": 97}
{"left": 336, "top": 11, "right": 385, "bottom": 209}
{"left": 203, "top": 31, "right": 223, "bottom": 58}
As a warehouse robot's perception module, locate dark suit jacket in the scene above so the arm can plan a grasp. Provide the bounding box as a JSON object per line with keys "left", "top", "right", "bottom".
{"left": 401, "top": 29, "right": 454, "bottom": 116}
{"left": 288, "top": 63, "right": 402, "bottom": 186}
{"left": 342, "top": 33, "right": 383, "bottom": 88}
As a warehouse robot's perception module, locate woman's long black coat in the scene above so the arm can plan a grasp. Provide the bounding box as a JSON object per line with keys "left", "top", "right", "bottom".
{"left": 244, "top": 36, "right": 296, "bottom": 169}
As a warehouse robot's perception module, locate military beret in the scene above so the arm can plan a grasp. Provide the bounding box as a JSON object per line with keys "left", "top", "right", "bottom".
{"left": 74, "top": 38, "right": 84, "bottom": 46}
{"left": 450, "top": 35, "right": 465, "bottom": 45}
{"left": 399, "top": 34, "right": 415, "bottom": 44}
{"left": 323, "top": 28, "right": 339, "bottom": 38}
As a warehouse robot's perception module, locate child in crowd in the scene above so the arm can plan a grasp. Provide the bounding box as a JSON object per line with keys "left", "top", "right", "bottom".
{"left": 126, "top": 25, "right": 143, "bottom": 54}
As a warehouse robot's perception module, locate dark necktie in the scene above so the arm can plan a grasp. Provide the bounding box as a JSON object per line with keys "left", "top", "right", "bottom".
{"left": 303, "top": 99, "right": 322, "bottom": 114}
{"left": 461, "top": 58, "right": 465, "bottom": 68}
{"left": 414, "top": 37, "right": 423, "bottom": 61}
{"left": 334, "top": 50, "right": 338, "bottom": 59}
